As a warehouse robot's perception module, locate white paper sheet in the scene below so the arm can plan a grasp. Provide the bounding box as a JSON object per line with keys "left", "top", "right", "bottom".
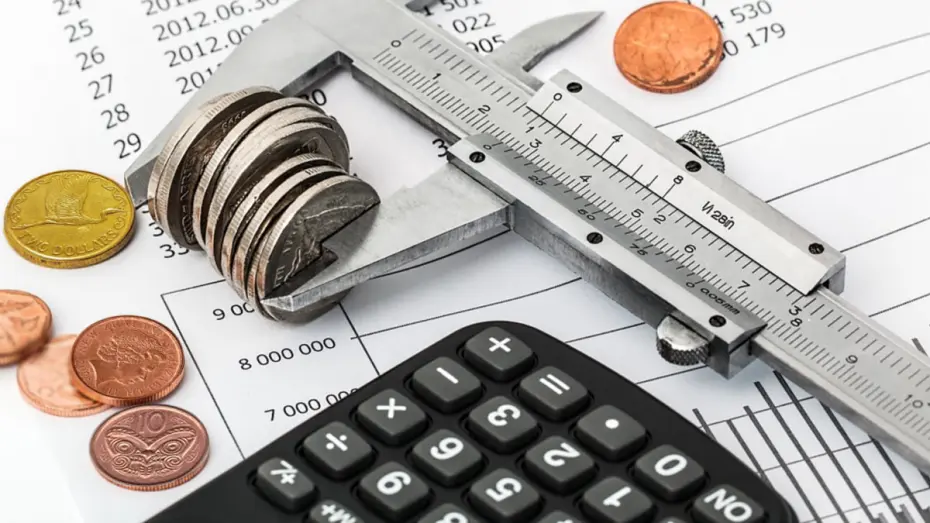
{"left": 3, "top": 0, "right": 930, "bottom": 521}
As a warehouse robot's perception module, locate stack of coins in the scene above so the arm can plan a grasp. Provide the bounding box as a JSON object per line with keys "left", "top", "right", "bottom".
{"left": 146, "top": 86, "right": 380, "bottom": 322}
{"left": 4, "top": 292, "right": 209, "bottom": 491}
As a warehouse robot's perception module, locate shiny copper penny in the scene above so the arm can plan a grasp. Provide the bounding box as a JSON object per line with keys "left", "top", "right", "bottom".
{"left": 90, "top": 404, "right": 209, "bottom": 491}
{"left": 70, "top": 315, "right": 184, "bottom": 407}
{"left": 17, "top": 334, "right": 110, "bottom": 417}
{"left": 613, "top": 1, "right": 723, "bottom": 94}
{"left": 0, "top": 289, "right": 52, "bottom": 366}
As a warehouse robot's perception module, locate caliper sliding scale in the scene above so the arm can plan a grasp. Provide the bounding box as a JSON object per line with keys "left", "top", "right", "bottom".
{"left": 124, "top": 0, "right": 930, "bottom": 474}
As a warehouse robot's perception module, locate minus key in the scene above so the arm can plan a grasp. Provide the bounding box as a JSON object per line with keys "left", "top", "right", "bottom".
{"left": 411, "top": 357, "right": 482, "bottom": 412}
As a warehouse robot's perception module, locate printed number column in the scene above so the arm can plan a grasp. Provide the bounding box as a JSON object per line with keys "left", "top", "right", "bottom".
{"left": 162, "top": 280, "right": 379, "bottom": 457}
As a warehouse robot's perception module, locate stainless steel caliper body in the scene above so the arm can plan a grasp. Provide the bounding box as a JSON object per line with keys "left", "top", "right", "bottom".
{"left": 124, "top": 0, "right": 930, "bottom": 474}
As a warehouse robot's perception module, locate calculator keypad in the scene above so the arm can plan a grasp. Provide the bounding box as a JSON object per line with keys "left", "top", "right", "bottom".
{"left": 228, "top": 324, "right": 784, "bottom": 523}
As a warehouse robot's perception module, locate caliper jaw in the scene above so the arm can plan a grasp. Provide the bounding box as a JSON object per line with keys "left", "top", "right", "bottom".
{"left": 261, "top": 164, "right": 510, "bottom": 322}
{"left": 122, "top": 0, "right": 602, "bottom": 207}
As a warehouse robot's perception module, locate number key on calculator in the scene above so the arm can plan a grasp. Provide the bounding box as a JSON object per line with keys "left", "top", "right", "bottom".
{"left": 145, "top": 321, "right": 797, "bottom": 523}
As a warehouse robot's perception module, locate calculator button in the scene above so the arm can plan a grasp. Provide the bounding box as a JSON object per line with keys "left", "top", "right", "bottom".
{"left": 463, "top": 327, "right": 534, "bottom": 381}
{"left": 417, "top": 503, "right": 480, "bottom": 523}
{"left": 356, "top": 389, "right": 428, "bottom": 445}
{"left": 302, "top": 421, "right": 374, "bottom": 479}
{"left": 538, "top": 511, "right": 585, "bottom": 523}
{"left": 468, "top": 468, "right": 541, "bottom": 523}
{"left": 468, "top": 396, "right": 539, "bottom": 453}
{"left": 517, "top": 366, "right": 588, "bottom": 420}
{"left": 632, "top": 444, "right": 705, "bottom": 500}
{"left": 524, "top": 436, "right": 596, "bottom": 494}
{"left": 411, "top": 357, "right": 482, "bottom": 412}
{"left": 581, "top": 477, "right": 654, "bottom": 523}
{"left": 254, "top": 457, "right": 317, "bottom": 512}
{"left": 410, "top": 429, "right": 484, "bottom": 486}
{"left": 693, "top": 485, "right": 765, "bottom": 523}
{"left": 309, "top": 500, "right": 366, "bottom": 523}
{"left": 574, "top": 405, "right": 646, "bottom": 461}
{"left": 358, "top": 461, "right": 431, "bottom": 522}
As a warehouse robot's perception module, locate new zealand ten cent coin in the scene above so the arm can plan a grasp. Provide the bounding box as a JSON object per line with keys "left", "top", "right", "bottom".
{"left": 0, "top": 289, "right": 52, "bottom": 366}
{"left": 90, "top": 405, "right": 209, "bottom": 491}
{"left": 70, "top": 315, "right": 184, "bottom": 407}
{"left": 613, "top": 1, "right": 723, "bottom": 93}
{"left": 18, "top": 334, "right": 110, "bottom": 417}
{"left": 4, "top": 170, "right": 135, "bottom": 268}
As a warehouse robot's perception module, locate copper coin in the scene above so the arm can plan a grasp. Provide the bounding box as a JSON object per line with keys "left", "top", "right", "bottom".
{"left": 0, "top": 289, "right": 52, "bottom": 366}
{"left": 613, "top": 1, "right": 723, "bottom": 94}
{"left": 90, "top": 404, "right": 209, "bottom": 491}
{"left": 17, "top": 334, "right": 110, "bottom": 417}
{"left": 70, "top": 315, "right": 184, "bottom": 407}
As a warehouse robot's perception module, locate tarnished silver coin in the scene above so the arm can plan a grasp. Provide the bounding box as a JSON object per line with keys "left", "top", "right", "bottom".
{"left": 155, "top": 87, "right": 282, "bottom": 249}
{"left": 204, "top": 117, "right": 349, "bottom": 270}
{"left": 251, "top": 175, "right": 378, "bottom": 302}
{"left": 219, "top": 153, "right": 341, "bottom": 281}
{"left": 230, "top": 166, "right": 347, "bottom": 299}
{"left": 191, "top": 97, "right": 326, "bottom": 249}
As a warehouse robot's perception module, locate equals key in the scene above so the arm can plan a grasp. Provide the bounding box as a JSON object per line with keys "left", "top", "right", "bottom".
{"left": 412, "top": 357, "right": 482, "bottom": 413}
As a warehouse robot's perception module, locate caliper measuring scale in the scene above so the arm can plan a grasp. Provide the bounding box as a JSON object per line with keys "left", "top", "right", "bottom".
{"left": 124, "top": 0, "right": 930, "bottom": 475}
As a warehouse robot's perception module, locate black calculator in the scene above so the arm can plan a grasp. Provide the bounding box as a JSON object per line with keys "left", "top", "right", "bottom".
{"left": 145, "top": 321, "right": 797, "bottom": 523}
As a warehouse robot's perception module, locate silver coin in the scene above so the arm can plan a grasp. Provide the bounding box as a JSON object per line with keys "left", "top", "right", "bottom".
{"left": 204, "top": 116, "right": 347, "bottom": 270}
{"left": 245, "top": 230, "right": 274, "bottom": 313}
{"left": 191, "top": 97, "right": 326, "bottom": 249}
{"left": 146, "top": 96, "right": 223, "bottom": 223}
{"left": 230, "top": 166, "right": 347, "bottom": 299}
{"left": 155, "top": 87, "right": 282, "bottom": 249}
{"left": 251, "top": 175, "right": 378, "bottom": 301}
{"left": 219, "top": 153, "right": 342, "bottom": 281}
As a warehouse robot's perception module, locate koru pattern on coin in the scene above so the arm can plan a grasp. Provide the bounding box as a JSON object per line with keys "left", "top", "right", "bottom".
{"left": 90, "top": 405, "right": 209, "bottom": 491}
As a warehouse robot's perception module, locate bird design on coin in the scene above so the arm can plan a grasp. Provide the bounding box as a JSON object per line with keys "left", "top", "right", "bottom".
{"left": 4, "top": 170, "right": 134, "bottom": 268}
{"left": 10, "top": 172, "right": 125, "bottom": 229}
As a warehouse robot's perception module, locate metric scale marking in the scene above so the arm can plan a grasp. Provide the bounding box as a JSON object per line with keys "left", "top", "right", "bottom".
{"left": 123, "top": 0, "right": 930, "bottom": 475}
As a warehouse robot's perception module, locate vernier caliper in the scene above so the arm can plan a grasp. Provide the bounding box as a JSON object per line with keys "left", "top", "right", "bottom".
{"left": 124, "top": 0, "right": 930, "bottom": 475}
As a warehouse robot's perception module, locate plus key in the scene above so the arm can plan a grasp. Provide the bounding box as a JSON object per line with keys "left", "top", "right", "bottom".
{"left": 464, "top": 327, "right": 535, "bottom": 381}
